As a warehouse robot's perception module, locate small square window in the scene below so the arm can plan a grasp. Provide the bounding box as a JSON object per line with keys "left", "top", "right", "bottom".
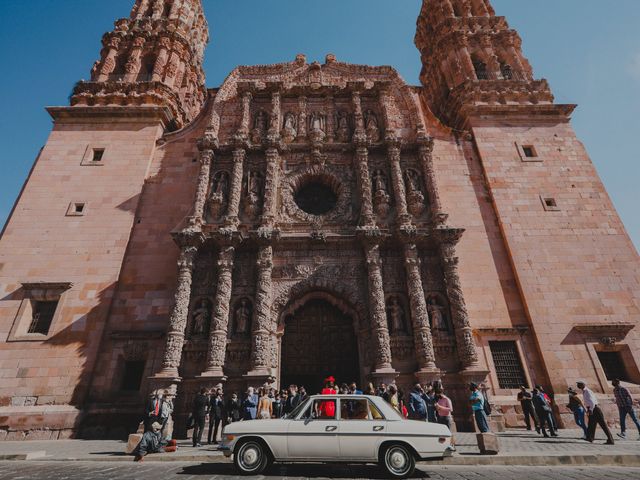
{"left": 120, "top": 360, "right": 146, "bottom": 391}
{"left": 27, "top": 300, "right": 58, "bottom": 335}
{"left": 516, "top": 142, "right": 542, "bottom": 162}
{"left": 540, "top": 195, "right": 560, "bottom": 211}
{"left": 66, "top": 202, "right": 86, "bottom": 216}
{"left": 92, "top": 149, "right": 105, "bottom": 162}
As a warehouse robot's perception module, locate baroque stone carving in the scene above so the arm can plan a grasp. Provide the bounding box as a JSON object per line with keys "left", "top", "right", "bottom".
{"left": 190, "top": 297, "right": 212, "bottom": 337}
{"left": 386, "top": 295, "right": 407, "bottom": 334}
{"left": 243, "top": 171, "right": 263, "bottom": 219}
{"left": 281, "top": 112, "right": 297, "bottom": 143}
{"left": 404, "top": 168, "right": 426, "bottom": 217}
{"left": 233, "top": 298, "right": 252, "bottom": 336}
{"left": 335, "top": 110, "right": 351, "bottom": 142}
{"left": 364, "top": 109, "right": 381, "bottom": 143}
{"left": 208, "top": 170, "right": 229, "bottom": 220}
{"left": 427, "top": 293, "right": 451, "bottom": 333}
{"left": 309, "top": 111, "right": 326, "bottom": 143}
{"left": 251, "top": 109, "right": 268, "bottom": 144}
{"left": 372, "top": 169, "right": 391, "bottom": 217}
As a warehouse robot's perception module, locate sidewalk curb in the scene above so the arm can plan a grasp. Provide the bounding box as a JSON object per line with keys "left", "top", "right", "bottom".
{"left": 7, "top": 453, "right": 640, "bottom": 467}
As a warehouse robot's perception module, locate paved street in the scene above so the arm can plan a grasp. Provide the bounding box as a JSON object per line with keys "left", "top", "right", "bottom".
{"left": 1, "top": 461, "right": 639, "bottom": 480}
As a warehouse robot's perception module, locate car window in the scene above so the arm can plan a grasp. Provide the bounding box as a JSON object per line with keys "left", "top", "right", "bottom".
{"left": 301, "top": 398, "right": 337, "bottom": 420}
{"left": 288, "top": 397, "right": 309, "bottom": 419}
{"left": 368, "top": 400, "right": 384, "bottom": 420}
{"left": 341, "top": 399, "right": 370, "bottom": 420}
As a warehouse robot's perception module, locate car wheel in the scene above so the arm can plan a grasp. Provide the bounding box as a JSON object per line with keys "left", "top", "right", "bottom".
{"left": 381, "top": 443, "right": 416, "bottom": 479}
{"left": 233, "top": 439, "right": 269, "bottom": 475}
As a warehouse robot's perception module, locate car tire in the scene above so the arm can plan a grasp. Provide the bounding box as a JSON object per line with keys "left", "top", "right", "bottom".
{"left": 233, "top": 439, "right": 269, "bottom": 475}
{"left": 380, "top": 443, "right": 416, "bottom": 479}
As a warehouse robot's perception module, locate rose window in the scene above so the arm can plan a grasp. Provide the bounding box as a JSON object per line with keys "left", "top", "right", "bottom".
{"left": 294, "top": 182, "right": 338, "bottom": 215}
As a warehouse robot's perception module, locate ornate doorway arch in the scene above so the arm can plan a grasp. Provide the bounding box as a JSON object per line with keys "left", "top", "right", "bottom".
{"left": 278, "top": 292, "right": 361, "bottom": 393}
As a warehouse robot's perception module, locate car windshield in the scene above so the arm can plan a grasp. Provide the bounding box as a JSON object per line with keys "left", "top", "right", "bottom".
{"left": 283, "top": 397, "right": 310, "bottom": 419}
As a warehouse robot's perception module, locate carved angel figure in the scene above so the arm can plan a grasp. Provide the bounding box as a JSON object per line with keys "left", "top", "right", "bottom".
{"left": 365, "top": 109, "right": 381, "bottom": 142}
{"left": 310, "top": 112, "right": 325, "bottom": 133}
{"left": 387, "top": 296, "right": 406, "bottom": 333}
{"left": 282, "top": 112, "right": 297, "bottom": 142}
{"left": 335, "top": 110, "right": 351, "bottom": 142}
{"left": 213, "top": 171, "right": 229, "bottom": 196}
{"left": 191, "top": 299, "right": 211, "bottom": 336}
{"left": 404, "top": 169, "right": 421, "bottom": 194}
{"left": 234, "top": 298, "right": 251, "bottom": 334}
{"left": 427, "top": 296, "right": 449, "bottom": 331}
{"left": 372, "top": 170, "right": 387, "bottom": 193}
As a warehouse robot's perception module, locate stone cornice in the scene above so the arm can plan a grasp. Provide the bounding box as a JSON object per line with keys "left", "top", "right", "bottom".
{"left": 47, "top": 105, "right": 173, "bottom": 126}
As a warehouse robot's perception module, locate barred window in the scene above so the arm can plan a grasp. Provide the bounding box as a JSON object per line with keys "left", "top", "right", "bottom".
{"left": 596, "top": 351, "right": 629, "bottom": 382}
{"left": 27, "top": 300, "right": 58, "bottom": 335}
{"left": 489, "top": 341, "right": 527, "bottom": 389}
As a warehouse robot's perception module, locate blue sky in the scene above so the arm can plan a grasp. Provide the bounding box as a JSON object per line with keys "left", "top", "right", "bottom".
{"left": 0, "top": 0, "right": 638, "bottom": 250}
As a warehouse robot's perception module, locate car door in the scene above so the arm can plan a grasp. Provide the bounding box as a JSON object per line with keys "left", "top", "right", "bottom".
{"left": 337, "top": 398, "right": 385, "bottom": 461}
{"left": 287, "top": 397, "right": 340, "bottom": 459}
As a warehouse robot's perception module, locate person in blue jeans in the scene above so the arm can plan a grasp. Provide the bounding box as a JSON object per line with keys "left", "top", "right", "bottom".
{"left": 469, "top": 383, "right": 490, "bottom": 433}
{"left": 612, "top": 379, "right": 640, "bottom": 439}
{"left": 567, "top": 387, "right": 588, "bottom": 439}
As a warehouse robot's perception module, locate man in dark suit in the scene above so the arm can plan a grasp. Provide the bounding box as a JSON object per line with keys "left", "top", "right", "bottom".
{"left": 283, "top": 384, "right": 301, "bottom": 416}
{"left": 208, "top": 388, "right": 225, "bottom": 444}
{"left": 192, "top": 387, "right": 209, "bottom": 447}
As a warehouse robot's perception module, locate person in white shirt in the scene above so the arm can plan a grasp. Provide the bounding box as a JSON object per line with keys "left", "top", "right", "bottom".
{"left": 577, "top": 380, "right": 614, "bottom": 445}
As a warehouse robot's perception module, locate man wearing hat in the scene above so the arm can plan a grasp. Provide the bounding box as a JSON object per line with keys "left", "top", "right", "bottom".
{"left": 577, "top": 380, "right": 615, "bottom": 444}
{"left": 567, "top": 387, "right": 588, "bottom": 439}
{"left": 469, "top": 382, "right": 490, "bottom": 433}
{"left": 612, "top": 378, "right": 640, "bottom": 439}
{"left": 517, "top": 386, "right": 539, "bottom": 432}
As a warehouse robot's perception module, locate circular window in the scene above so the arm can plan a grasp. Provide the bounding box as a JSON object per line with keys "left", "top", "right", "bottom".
{"left": 294, "top": 182, "right": 338, "bottom": 215}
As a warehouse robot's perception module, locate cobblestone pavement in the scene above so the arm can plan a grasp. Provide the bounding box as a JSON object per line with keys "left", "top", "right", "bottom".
{"left": 0, "top": 461, "right": 639, "bottom": 479}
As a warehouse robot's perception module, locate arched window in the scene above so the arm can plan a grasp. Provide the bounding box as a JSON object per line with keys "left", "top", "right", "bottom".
{"left": 500, "top": 62, "right": 513, "bottom": 80}
{"left": 473, "top": 60, "right": 489, "bottom": 80}
{"left": 138, "top": 54, "right": 156, "bottom": 82}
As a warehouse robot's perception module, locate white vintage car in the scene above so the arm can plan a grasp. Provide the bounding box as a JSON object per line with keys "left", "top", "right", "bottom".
{"left": 219, "top": 394, "right": 452, "bottom": 478}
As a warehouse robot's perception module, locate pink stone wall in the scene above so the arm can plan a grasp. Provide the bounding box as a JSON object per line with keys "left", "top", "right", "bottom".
{"left": 470, "top": 116, "right": 640, "bottom": 403}
{"left": 0, "top": 113, "right": 163, "bottom": 423}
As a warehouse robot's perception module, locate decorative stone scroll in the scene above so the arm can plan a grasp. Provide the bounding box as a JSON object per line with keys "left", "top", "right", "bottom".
{"left": 155, "top": 245, "right": 198, "bottom": 378}
{"left": 201, "top": 246, "right": 235, "bottom": 378}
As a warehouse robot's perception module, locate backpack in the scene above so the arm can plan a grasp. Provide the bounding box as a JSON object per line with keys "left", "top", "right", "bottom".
{"left": 483, "top": 393, "right": 492, "bottom": 416}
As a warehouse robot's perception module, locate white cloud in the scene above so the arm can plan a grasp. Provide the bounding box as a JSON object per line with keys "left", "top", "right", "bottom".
{"left": 629, "top": 52, "right": 640, "bottom": 80}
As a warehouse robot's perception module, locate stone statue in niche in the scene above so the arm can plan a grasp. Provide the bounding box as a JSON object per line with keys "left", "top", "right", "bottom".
{"left": 251, "top": 110, "right": 268, "bottom": 144}
{"left": 191, "top": 298, "right": 211, "bottom": 336}
{"left": 281, "top": 112, "right": 297, "bottom": 143}
{"left": 208, "top": 171, "right": 229, "bottom": 220}
{"left": 364, "top": 110, "right": 381, "bottom": 143}
{"left": 243, "top": 171, "right": 263, "bottom": 219}
{"left": 234, "top": 298, "right": 252, "bottom": 335}
{"left": 386, "top": 296, "right": 406, "bottom": 334}
{"left": 335, "top": 110, "right": 351, "bottom": 143}
{"left": 372, "top": 169, "right": 391, "bottom": 217}
{"left": 427, "top": 296, "right": 449, "bottom": 333}
{"left": 309, "top": 112, "right": 326, "bottom": 143}
{"left": 405, "top": 168, "right": 425, "bottom": 217}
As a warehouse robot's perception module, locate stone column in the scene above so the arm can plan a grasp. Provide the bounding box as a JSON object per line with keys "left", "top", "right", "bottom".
{"left": 354, "top": 146, "right": 376, "bottom": 228}
{"left": 124, "top": 36, "right": 146, "bottom": 82}
{"left": 297, "top": 96, "right": 307, "bottom": 140}
{"left": 267, "top": 90, "right": 281, "bottom": 143}
{"left": 418, "top": 136, "right": 448, "bottom": 225}
{"left": 387, "top": 137, "right": 413, "bottom": 228}
{"left": 325, "top": 94, "right": 335, "bottom": 143}
{"left": 238, "top": 91, "right": 253, "bottom": 139}
{"left": 200, "top": 246, "right": 235, "bottom": 380}
{"left": 154, "top": 245, "right": 198, "bottom": 378}
{"left": 246, "top": 245, "right": 275, "bottom": 381}
{"left": 260, "top": 148, "right": 279, "bottom": 231}
{"left": 403, "top": 243, "right": 438, "bottom": 374}
{"left": 96, "top": 37, "right": 121, "bottom": 82}
{"left": 364, "top": 242, "right": 395, "bottom": 377}
{"left": 440, "top": 239, "right": 480, "bottom": 370}
{"left": 224, "top": 148, "right": 245, "bottom": 228}
{"left": 193, "top": 143, "right": 214, "bottom": 221}
{"left": 152, "top": 37, "right": 171, "bottom": 82}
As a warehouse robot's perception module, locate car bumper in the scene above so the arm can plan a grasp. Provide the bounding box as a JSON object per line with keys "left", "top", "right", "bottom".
{"left": 218, "top": 444, "right": 233, "bottom": 457}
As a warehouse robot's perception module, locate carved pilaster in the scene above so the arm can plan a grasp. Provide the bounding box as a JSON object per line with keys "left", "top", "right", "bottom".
{"left": 96, "top": 37, "right": 121, "bottom": 81}
{"left": 152, "top": 37, "right": 170, "bottom": 81}
{"left": 224, "top": 148, "right": 245, "bottom": 227}
{"left": 354, "top": 146, "right": 376, "bottom": 228}
{"left": 418, "top": 136, "right": 448, "bottom": 225}
{"left": 440, "top": 238, "right": 479, "bottom": 370}
{"left": 154, "top": 245, "right": 198, "bottom": 378}
{"left": 297, "top": 96, "right": 307, "bottom": 140}
{"left": 193, "top": 148, "right": 213, "bottom": 221}
{"left": 403, "top": 243, "right": 437, "bottom": 371}
{"left": 351, "top": 90, "right": 367, "bottom": 145}
{"left": 200, "top": 246, "right": 235, "bottom": 379}
{"left": 267, "top": 90, "right": 281, "bottom": 144}
{"left": 247, "top": 246, "right": 275, "bottom": 379}
{"left": 238, "top": 91, "right": 252, "bottom": 139}
{"left": 124, "top": 36, "right": 146, "bottom": 82}
{"left": 387, "top": 137, "right": 412, "bottom": 228}
{"left": 364, "top": 243, "right": 394, "bottom": 372}
{"left": 260, "top": 148, "right": 280, "bottom": 232}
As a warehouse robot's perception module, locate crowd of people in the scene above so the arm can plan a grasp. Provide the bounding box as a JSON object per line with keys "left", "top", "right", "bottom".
{"left": 517, "top": 379, "right": 640, "bottom": 445}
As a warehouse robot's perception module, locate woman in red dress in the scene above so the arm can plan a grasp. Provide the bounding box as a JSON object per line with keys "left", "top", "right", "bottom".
{"left": 319, "top": 376, "right": 337, "bottom": 418}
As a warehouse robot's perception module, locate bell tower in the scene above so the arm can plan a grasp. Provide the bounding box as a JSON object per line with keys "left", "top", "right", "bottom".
{"left": 72, "top": 0, "right": 209, "bottom": 129}
{"left": 415, "top": 0, "right": 554, "bottom": 128}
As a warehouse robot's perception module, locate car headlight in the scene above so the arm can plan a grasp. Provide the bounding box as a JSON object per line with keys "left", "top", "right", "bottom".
{"left": 224, "top": 434, "right": 236, "bottom": 442}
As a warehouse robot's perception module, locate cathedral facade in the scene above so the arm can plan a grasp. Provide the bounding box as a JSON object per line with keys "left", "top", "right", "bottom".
{"left": 1, "top": 0, "right": 639, "bottom": 439}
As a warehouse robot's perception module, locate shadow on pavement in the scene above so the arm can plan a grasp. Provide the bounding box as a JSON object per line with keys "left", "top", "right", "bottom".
{"left": 177, "top": 462, "right": 430, "bottom": 478}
